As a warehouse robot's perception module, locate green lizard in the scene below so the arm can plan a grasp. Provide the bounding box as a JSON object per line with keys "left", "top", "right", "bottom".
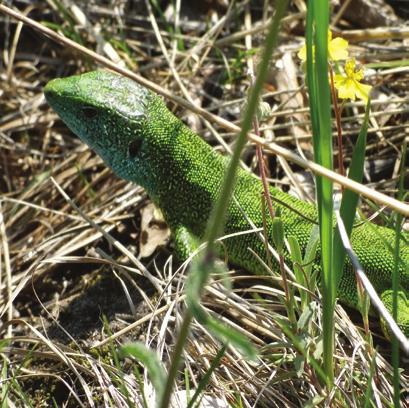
{"left": 44, "top": 70, "right": 409, "bottom": 336}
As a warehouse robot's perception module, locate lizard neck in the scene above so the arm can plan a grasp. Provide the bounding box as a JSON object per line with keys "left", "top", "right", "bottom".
{"left": 143, "top": 118, "right": 225, "bottom": 237}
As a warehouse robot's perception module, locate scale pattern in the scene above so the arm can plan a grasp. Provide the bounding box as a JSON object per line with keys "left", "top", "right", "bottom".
{"left": 45, "top": 71, "right": 409, "bottom": 335}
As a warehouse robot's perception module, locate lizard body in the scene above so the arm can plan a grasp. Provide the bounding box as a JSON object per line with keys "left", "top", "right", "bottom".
{"left": 44, "top": 71, "right": 409, "bottom": 335}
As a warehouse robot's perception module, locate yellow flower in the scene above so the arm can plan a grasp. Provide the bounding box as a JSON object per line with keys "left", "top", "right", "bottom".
{"left": 297, "top": 42, "right": 308, "bottom": 62}
{"left": 333, "top": 58, "right": 372, "bottom": 102}
{"left": 328, "top": 31, "right": 349, "bottom": 61}
{"left": 297, "top": 30, "right": 349, "bottom": 62}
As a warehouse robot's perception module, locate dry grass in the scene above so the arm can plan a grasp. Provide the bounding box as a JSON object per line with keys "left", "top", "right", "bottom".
{"left": 1, "top": 1, "right": 408, "bottom": 406}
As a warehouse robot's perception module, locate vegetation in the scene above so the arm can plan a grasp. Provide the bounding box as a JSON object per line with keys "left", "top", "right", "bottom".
{"left": 0, "top": 1, "right": 408, "bottom": 406}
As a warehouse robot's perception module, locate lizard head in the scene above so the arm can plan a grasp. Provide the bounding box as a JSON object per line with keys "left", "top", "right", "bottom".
{"left": 44, "top": 70, "right": 177, "bottom": 192}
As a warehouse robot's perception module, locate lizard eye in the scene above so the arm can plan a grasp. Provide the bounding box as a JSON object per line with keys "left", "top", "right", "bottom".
{"left": 81, "top": 106, "right": 98, "bottom": 119}
{"left": 128, "top": 139, "right": 142, "bottom": 158}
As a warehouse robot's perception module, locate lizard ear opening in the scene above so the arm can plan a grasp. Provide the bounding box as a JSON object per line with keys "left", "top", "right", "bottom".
{"left": 128, "top": 139, "right": 142, "bottom": 158}
{"left": 81, "top": 106, "right": 98, "bottom": 119}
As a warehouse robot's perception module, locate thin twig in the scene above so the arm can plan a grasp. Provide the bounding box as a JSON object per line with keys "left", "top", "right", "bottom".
{"left": 335, "top": 211, "right": 409, "bottom": 354}
{"left": 0, "top": 4, "right": 407, "bottom": 216}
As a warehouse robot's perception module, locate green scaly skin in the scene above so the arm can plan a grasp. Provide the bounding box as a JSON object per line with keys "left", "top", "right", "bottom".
{"left": 44, "top": 71, "right": 409, "bottom": 336}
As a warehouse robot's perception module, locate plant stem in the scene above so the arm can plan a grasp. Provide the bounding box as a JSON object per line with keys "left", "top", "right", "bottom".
{"left": 159, "top": 311, "right": 193, "bottom": 408}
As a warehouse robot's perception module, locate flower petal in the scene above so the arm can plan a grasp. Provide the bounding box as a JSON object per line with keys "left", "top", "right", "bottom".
{"left": 297, "top": 44, "right": 307, "bottom": 61}
{"left": 333, "top": 74, "right": 346, "bottom": 85}
{"left": 337, "top": 79, "right": 357, "bottom": 100}
{"left": 329, "top": 37, "right": 349, "bottom": 61}
{"left": 354, "top": 81, "right": 372, "bottom": 102}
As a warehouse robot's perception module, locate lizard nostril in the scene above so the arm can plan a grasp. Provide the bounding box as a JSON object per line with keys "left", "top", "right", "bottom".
{"left": 128, "top": 139, "right": 142, "bottom": 158}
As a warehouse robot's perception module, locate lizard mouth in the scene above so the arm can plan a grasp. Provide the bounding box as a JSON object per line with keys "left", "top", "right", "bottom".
{"left": 44, "top": 80, "right": 59, "bottom": 108}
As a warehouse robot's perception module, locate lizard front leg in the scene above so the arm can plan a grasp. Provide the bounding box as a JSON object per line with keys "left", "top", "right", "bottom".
{"left": 172, "top": 224, "right": 200, "bottom": 261}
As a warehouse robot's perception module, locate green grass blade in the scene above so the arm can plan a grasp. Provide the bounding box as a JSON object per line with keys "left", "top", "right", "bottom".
{"left": 288, "top": 236, "right": 308, "bottom": 307}
{"left": 120, "top": 342, "right": 166, "bottom": 404}
{"left": 333, "top": 100, "right": 370, "bottom": 286}
{"left": 204, "top": 0, "right": 289, "bottom": 247}
{"left": 305, "top": 0, "right": 334, "bottom": 385}
{"left": 186, "top": 345, "right": 227, "bottom": 408}
{"left": 186, "top": 260, "right": 257, "bottom": 359}
{"left": 160, "top": 6, "right": 290, "bottom": 406}
{"left": 277, "top": 318, "right": 328, "bottom": 387}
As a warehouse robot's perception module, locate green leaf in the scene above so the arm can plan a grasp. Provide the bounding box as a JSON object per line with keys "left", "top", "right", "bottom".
{"left": 288, "top": 236, "right": 307, "bottom": 306}
{"left": 306, "top": 0, "right": 335, "bottom": 383}
{"left": 186, "top": 345, "right": 227, "bottom": 408}
{"left": 119, "top": 342, "right": 166, "bottom": 399}
{"left": 303, "top": 225, "right": 320, "bottom": 274}
{"left": 272, "top": 217, "right": 285, "bottom": 254}
{"left": 333, "top": 100, "right": 370, "bottom": 288}
{"left": 297, "top": 301, "right": 317, "bottom": 331}
{"left": 186, "top": 256, "right": 224, "bottom": 324}
{"left": 186, "top": 257, "right": 257, "bottom": 360}
{"left": 206, "top": 317, "right": 257, "bottom": 360}
{"left": 304, "top": 395, "right": 326, "bottom": 408}
{"left": 294, "top": 354, "right": 305, "bottom": 378}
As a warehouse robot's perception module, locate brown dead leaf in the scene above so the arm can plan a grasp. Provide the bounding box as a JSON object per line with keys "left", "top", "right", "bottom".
{"left": 139, "top": 202, "right": 171, "bottom": 258}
